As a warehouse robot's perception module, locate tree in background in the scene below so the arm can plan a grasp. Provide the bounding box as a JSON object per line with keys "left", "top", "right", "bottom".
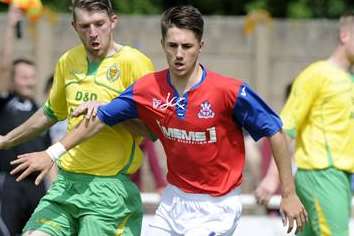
{"left": 163, "top": 0, "right": 353, "bottom": 18}
{"left": 0, "top": 0, "right": 353, "bottom": 19}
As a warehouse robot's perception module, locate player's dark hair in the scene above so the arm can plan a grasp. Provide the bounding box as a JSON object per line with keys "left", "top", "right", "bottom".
{"left": 161, "top": 5, "right": 204, "bottom": 42}
{"left": 11, "top": 58, "right": 35, "bottom": 80}
{"left": 72, "top": 0, "right": 114, "bottom": 22}
{"left": 338, "top": 11, "right": 354, "bottom": 39}
{"left": 339, "top": 11, "right": 354, "bottom": 26}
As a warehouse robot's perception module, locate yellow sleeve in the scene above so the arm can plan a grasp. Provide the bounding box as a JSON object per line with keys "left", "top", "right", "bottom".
{"left": 42, "top": 60, "right": 68, "bottom": 121}
{"left": 280, "top": 65, "right": 324, "bottom": 138}
{"left": 121, "top": 52, "right": 155, "bottom": 89}
{"left": 131, "top": 54, "right": 155, "bottom": 83}
{"left": 116, "top": 51, "right": 155, "bottom": 174}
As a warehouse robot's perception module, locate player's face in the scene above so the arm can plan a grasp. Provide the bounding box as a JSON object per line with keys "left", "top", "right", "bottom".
{"left": 162, "top": 27, "right": 203, "bottom": 79}
{"left": 13, "top": 63, "right": 37, "bottom": 99}
{"left": 72, "top": 8, "right": 117, "bottom": 60}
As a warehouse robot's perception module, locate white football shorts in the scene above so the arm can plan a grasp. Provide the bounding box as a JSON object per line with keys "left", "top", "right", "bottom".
{"left": 148, "top": 184, "right": 242, "bottom": 236}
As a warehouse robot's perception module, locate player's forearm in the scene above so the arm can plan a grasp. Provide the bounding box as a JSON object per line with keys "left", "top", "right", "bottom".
{"left": 269, "top": 130, "right": 296, "bottom": 197}
{"left": 4, "top": 109, "right": 55, "bottom": 149}
{"left": 60, "top": 118, "right": 105, "bottom": 151}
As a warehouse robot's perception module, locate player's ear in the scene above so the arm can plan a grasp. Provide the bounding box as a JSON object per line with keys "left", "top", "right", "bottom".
{"left": 199, "top": 40, "right": 204, "bottom": 52}
{"left": 71, "top": 21, "right": 77, "bottom": 32}
{"left": 110, "top": 14, "right": 118, "bottom": 29}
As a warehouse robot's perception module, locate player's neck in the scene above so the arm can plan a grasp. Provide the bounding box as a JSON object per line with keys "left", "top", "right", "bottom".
{"left": 328, "top": 47, "right": 351, "bottom": 72}
{"left": 87, "top": 42, "right": 122, "bottom": 63}
{"left": 170, "top": 63, "right": 202, "bottom": 95}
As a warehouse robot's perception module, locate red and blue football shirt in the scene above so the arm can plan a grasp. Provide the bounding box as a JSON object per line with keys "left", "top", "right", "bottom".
{"left": 97, "top": 66, "right": 282, "bottom": 196}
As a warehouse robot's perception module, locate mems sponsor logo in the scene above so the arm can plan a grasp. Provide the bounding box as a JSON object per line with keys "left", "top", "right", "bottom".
{"left": 156, "top": 120, "right": 217, "bottom": 144}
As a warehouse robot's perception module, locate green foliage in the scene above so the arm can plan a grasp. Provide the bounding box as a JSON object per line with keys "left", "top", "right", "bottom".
{"left": 40, "top": 0, "right": 162, "bottom": 14}
{"left": 288, "top": 1, "right": 313, "bottom": 18}
{"left": 112, "top": 0, "right": 161, "bottom": 14}
{"left": 41, "top": 0, "right": 71, "bottom": 12}
{"left": 0, "top": 0, "right": 353, "bottom": 18}
{"left": 245, "top": 0, "right": 267, "bottom": 13}
{"left": 244, "top": 0, "right": 353, "bottom": 18}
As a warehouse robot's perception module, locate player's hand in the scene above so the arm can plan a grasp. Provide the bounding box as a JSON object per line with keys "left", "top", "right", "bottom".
{"left": 255, "top": 174, "right": 279, "bottom": 206}
{"left": 10, "top": 151, "right": 54, "bottom": 185}
{"left": 71, "top": 101, "right": 103, "bottom": 120}
{"left": 279, "top": 193, "right": 308, "bottom": 234}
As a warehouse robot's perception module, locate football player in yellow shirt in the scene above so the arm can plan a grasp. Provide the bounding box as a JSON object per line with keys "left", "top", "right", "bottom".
{"left": 256, "top": 12, "right": 354, "bottom": 236}
{"left": 0, "top": 0, "right": 153, "bottom": 235}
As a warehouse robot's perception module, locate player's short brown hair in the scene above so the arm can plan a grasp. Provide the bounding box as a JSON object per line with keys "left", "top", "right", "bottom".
{"left": 161, "top": 5, "right": 204, "bottom": 42}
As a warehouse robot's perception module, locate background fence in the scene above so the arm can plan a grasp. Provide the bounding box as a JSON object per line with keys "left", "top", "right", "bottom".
{"left": 0, "top": 14, "right": 338, "bottom": 112}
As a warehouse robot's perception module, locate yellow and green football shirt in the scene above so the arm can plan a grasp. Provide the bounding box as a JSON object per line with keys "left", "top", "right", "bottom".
{"left": 43, "top": 44, "right": 154, "bottom": 176}
{"left": 281, "top": 60, "right": 354, "bottom": 171}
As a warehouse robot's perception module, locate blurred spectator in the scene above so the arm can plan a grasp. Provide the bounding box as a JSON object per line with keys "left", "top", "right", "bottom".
{"left": 0, "top": 4, "right": 51, "bottom": 236}
{"left": 130, "top": 139, "right": 167, "bottom": 194}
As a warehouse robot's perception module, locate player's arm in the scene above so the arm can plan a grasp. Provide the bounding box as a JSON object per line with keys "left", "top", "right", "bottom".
{"left": 62, "top": 117, "right": 105, "bottom": 150}
{"left": 71, "top": 101, "right": 153, "bottom": 138}
{"left": 10, "top": 86, "right": 139, "bottom": 184}
{"left": 232, "top": 82, "right": 307, "bottom": 233}
{"left": 256, "top": 67, "right": 320, "bottom": 203}
{"left": 0, "top": 4, "right": 23, "bottom": 92}
{"left": 268, "top": 131, "right": 307, "bottom": 233}
{"left": 10, "top": 115, "right": 105, "bottom": 185}
{"left": 0, "top": 108, "right": 56, "bottom": 150}
{"left": 255, "top": 134, "right": 295, "bottom": 205}
{"left": 118, "top": 52, "right": 155, "bottom": 139}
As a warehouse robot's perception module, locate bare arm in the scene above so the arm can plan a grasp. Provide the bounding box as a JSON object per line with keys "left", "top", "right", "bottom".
{"left": 0, "top": 5, "right": 23, "bottom": 92}
{"left": 269, "top": 131, "right": 295, "bottom": 198}
{"left": 268, "top": 131, "right": 307, "bottom": 233}
{"left": 10, "top": 101, "right": 147, "bottom": 185}
{"left": 10, "top": 115, "right": 106, "bottom": 185}
{"left": 255, "top": 133, "right": 295, "bottom": 204}
{"left": 0, "top": 108, "right": 56, "bottom": 149}
{"left": 61, "top": 117, "right": 105, "bottom": 150}
{"left": 70, "top": 100, "right": 153, "bottom": 139}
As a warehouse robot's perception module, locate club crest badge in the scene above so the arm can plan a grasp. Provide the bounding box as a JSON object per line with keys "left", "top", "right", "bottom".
{"left": 106, "top": 64, "right": 120, "bottom": 82}
{"left": 198, "top": 101, "right": 215, "bottom": 119}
